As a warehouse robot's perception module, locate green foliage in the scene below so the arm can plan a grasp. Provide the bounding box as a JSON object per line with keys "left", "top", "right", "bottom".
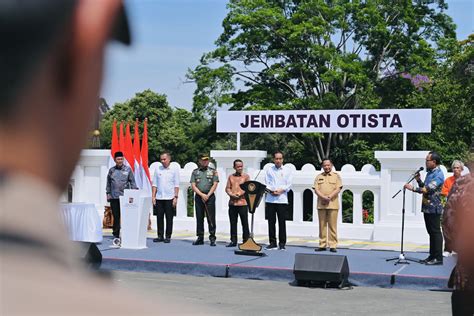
{"left": 99, "top": 3, "right": 471, "bottom": 172}
{"left": 362, "top": 190, "right": 374, "bottom": 224}
{"left": 188, "top": 0, "right": 457, "bottom": 164}
{"left": 405, "top": 36, "right": 473, "bottom": 164}
{"left": 187, "top": 187, "right": 194, "bottom": 217}
{"left": 342, "top": 190, "right": 353, "bottom": 223}
{"left": 99, "top": 90, "right": 212, "bottom": 165}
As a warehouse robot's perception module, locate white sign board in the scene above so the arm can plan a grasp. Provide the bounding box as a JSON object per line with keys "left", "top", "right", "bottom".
{"left": 216, "top": 109, "right": 431, "bottom": 133}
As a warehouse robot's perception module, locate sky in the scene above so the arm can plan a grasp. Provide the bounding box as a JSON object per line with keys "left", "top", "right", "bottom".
{"left": 101, "top": 0, "right": 474, "bottom": 111}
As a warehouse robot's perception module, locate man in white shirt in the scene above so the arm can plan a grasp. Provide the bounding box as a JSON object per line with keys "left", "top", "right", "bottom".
{"left": 152, "top": 152, "right": 180, "bottom": 243}
{"left": 265, "top": 151, "right": 293, "bottom": 250}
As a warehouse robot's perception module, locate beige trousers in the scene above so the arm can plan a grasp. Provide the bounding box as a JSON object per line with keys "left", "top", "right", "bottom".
{"left": 318, "top": 209, "right": 338, "bottom": 248}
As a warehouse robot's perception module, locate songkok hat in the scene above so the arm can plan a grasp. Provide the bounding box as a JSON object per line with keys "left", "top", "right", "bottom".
{"left": 199, "top": 153, "right": 210, "bottom": 160}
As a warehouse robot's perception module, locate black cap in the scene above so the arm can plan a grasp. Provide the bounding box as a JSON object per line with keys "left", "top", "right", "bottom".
{"left": 111, "top": 3, "right": 131, "bottom": 45}
{"left": 114, "top": 151, "right": 124, "bottom": 159}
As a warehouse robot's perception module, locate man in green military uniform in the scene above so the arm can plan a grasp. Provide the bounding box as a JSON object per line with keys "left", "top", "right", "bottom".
{"left": 190, "top": 154, "right": 219, "bottom": 246}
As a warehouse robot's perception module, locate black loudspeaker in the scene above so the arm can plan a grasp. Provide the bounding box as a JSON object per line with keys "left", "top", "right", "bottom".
{"left": 293, "top": 253, "right": 349, "bottom": 287}
{"left": 74, "top": 241, "right": 102, "bottom": 270}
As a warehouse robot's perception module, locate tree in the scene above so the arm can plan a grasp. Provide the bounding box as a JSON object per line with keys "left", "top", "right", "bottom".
{"left": 187, "top": 0, "right": 456, "bottom": 163}
{"left": 99, "top": 90, "right": 211, "bottom": 165}
{"left": 406, "top": 34, "right": 474, "bottom": 165}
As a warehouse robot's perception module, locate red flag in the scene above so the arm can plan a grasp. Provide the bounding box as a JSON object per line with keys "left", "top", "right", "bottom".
{"left": 133, "top": 119, "right": 141, "bottom": 165}
{"left": 124, "top": 122, "right": 135, "bottom": 171}
{"left": 141, "top": 118, "right": 151, "bottom": 182}
{"left": 133, "top": 119, "right": 143, "bottom": 187}
{"left": 119, "top": 121, "right": 125, "bottom": 152}
{"left": 111, "top": 119, "right": 119, "bottom": 157}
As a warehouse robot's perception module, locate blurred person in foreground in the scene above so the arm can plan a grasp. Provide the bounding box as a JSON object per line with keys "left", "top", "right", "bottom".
{"left": 0, "top": 1, "right": 178, "bottom": 314}
{"left": 442, "top": 162, "right": 474, "bottom": 315}
{"left": 441, "top": 160, "right": 464, "bottom": 257}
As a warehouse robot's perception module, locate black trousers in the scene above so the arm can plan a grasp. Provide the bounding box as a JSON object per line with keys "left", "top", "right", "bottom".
{"left": 266, "top": 203, "right": 287, "bottom": 246}
{"left": 228, "top": 205, "right": 250, "bottom": 243}
{"left": 195, "top": 194, "right": 216, "bottom": 241}
{"left": 424, "top": 213, "right": 443, "bottom": 260}
{"left": 110, "top": 199, "right": 121, "bottom": 238}
{"left": 452, "top": 290, "right": 474, "bottom": 316}
{"left": 154, "top": 199, "right": 174, "bottom": 239}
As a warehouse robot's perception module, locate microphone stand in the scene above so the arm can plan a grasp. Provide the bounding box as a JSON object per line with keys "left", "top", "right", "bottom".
{"left": 386, "top": 172, "right": 422, "bottom": 265}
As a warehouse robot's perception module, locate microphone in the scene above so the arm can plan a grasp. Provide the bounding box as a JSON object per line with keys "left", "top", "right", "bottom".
{"left": 414, "top": 167, "right": 424, "bottom": 175}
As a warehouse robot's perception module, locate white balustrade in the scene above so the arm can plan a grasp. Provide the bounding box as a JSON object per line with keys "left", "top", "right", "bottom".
{"left": 70, "top": 149, "right": 467, "bottom": 244}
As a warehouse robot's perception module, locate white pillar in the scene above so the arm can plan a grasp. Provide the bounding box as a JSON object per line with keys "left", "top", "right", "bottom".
{"left": 176, "top": 184, "right": 188, "bottom": 218}
{"left": 352, "top": 189, "right": 363, "bottom": 225}
{"left": 292, "top": 188, "right": 303, "bottom": 223}
{"left": 373, "top": 151, "right": 429, "bottom": 243}
{"left": 73, "top": 165, "right": 85, "bottom": 202}
{"left": 100, "top": 165, "right": 109, "bottom": 207}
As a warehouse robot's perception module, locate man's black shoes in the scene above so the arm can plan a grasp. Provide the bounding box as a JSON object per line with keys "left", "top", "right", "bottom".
{"left": 419, "top": 256, "right": 433, "bottom": 264}
{"left": 192, "top": 238, "right": 204, "bottom": 245}
{"left": 425, "top": 258, "right": 443, "bottom": 265}
{"left": 153, "top": 237, "right": 165, "bottom": 243}
{"left": 330, "top": 248, "right": 337, "bottom": 253}
{"left": 164, "top": 238, "right": 171, "bottom": 243}
{"left": 226, "top": 242, "right": 237, "bottom": 247}
{"left": 265, "top": 244, "right": 278, "bottom": 250}
{"left": 315, "top": 247, "right": 326, "bottom": 252}
{"left": 210, "top": 240, "right": 216, "bottom": 247}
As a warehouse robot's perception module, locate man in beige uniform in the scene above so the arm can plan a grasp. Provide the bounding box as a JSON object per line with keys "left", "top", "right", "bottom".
{"left": 0, "top": 1, "right": 184, "bottom": 314}
{"left": 313, "top": 159, "right": 343, "bottom": 253}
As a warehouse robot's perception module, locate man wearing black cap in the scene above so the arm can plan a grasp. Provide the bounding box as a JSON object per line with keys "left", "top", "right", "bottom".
{"left": 190, "top": 153, "right": 219, "bottom": 246}
{"left": 106, "top": 151, "right": 138, "bottom": 239}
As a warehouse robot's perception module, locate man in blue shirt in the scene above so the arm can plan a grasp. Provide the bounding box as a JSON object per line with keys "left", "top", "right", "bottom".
{"left": 405, "top": 151, "right": 445, "bottom": 265}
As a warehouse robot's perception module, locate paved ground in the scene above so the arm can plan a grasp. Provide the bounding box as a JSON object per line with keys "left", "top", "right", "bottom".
{"left": 111, "top": 270, "right": 451, "bottom": 315}
{"left": 103, "top": 228, "right": 430, "bottom": 252}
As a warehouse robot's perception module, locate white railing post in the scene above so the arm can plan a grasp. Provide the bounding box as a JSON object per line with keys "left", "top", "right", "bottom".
{"left": 73, "top": 149, "right": 451, "bottom": 244}
{"left": 352, "top": 189, "right": 363, "bottom": 225}
{"left": 292, "top": 187, "right": 303, "bottom": 223}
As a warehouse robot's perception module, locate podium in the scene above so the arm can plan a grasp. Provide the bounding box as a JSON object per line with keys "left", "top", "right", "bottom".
{"left": 235, "top": 180, "right": 267, "bottom": 256}
{"left": 119, "top": 189, "right": 152, "bottom": 249}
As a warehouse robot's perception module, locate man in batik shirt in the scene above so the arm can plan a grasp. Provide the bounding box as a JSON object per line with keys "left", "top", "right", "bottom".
{"left": 405, "top": 151, "right": 444, "bottom": 265}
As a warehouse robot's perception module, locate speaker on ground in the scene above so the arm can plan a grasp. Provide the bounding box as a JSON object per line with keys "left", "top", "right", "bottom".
{"left": 293, "top": 253, "right": 349, "bottom": 288}
{"left": 74, "top": 241, "right": 102, "bottom": 270}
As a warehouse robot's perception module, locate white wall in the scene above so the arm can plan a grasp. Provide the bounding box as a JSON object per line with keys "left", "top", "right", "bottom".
{"left": 70, "top": 149, "right": 467, "bottom": 243}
